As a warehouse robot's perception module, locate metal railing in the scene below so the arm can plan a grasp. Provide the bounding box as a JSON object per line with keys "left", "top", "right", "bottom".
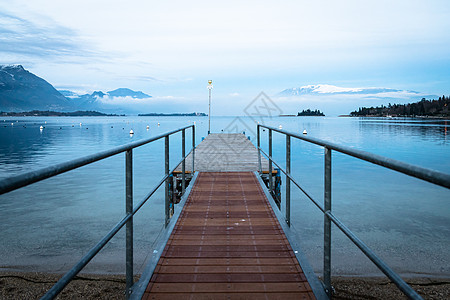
{"left": 0, "top": 125, "right": 196, "bottom": 299}
{"left": 257, "top": 124, "right": 450, "bottom": 300}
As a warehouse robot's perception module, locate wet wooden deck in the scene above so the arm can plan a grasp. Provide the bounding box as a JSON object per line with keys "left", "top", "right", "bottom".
{"left": 174, "top": 133, "right": 274, "bottom": 173}
{"left": 142, "top": 172, "right": 315, "bottom": 299}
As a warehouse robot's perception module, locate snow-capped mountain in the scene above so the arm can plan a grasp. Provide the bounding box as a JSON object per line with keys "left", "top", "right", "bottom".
{"left": 277, "top": 84, "right": 416, "bottom": 97}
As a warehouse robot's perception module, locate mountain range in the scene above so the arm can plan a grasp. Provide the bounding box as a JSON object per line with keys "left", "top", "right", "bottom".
{"left": 277, "top": 84, "right": 418, "bottom": 97}
{"left": 0, "top": 65, "right": 439, "bottom": 114}
{"left": 59, "top": 88, "right": 151, "bottom": 111}
{"left": 0, "top": 65, "right": 151, "bottom": 112}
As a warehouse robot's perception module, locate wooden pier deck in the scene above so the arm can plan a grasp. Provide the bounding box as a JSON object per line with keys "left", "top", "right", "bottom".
{"left": 174, "top": 133, "right": 274, "bottom": 173}
{"left": 142, "top": 172, "right": 315, "bottom": 299}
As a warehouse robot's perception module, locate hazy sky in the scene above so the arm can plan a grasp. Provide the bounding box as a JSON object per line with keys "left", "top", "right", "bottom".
{"left": 1, "top": 0, "right": 450, "bottom": 115}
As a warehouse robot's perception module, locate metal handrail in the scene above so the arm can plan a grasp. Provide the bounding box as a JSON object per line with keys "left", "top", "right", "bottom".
{"left": 257, "top": 124, "right": 450, "bottom": 300}
{"left": 0, "top": 125, "right": 196, "bottom": 299}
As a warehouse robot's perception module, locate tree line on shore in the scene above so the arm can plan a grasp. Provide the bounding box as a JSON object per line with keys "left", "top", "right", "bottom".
{"left": 350, "top": 96, "right": 450, "bottom": 117}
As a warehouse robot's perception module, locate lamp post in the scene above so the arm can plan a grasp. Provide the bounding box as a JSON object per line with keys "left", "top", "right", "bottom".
{"left": 207, "top": 80, "right": 213, "bottom": 135}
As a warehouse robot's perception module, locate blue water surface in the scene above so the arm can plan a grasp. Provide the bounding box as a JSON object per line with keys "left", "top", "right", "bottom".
{"left": 0, "top": 116, "right": 448, "bottom": 277}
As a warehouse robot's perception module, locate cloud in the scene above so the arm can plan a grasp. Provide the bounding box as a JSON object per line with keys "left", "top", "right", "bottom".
{"left": 272, "top": 86, "right": 438, "bottom": 116}
{"left": 0, "top": 11, "right": 95, "bottom": 62}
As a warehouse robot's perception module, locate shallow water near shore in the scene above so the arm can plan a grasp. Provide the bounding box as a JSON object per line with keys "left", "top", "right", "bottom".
{"left": 0, "top": 116, "right": 449, "bottom": 278}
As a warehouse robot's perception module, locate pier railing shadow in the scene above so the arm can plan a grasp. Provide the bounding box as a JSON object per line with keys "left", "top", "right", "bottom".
{"left": 0, "top": 125, "right": 196, "bottom": 300}
{"left": 257, "top": 124, "right": 450, "bottom": 300}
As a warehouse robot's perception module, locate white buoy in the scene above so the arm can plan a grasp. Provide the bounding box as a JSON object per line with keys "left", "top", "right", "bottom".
{"left": 40, "top": 125, "right": 43, "bottom": 130}
{"left": 157, "top": 122, "right": 160, "bottom": 127}
{"left": 11, "top": 123, "right": 13, "bottom": 126}
{"left": 146, "top": 125, "right": 149, "bottom": 130}
{"left": 278, "top": 125, "right": 282, "bottom": 129}
{"left": 129, "top": 129, "right": 134, "bottom": 135}
{"left": 303, "top": 129, "right": 307, "bottom": 135}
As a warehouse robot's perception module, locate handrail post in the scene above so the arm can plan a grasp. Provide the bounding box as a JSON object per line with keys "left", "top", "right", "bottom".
{"left": 165, "top": 135, "right": 170, "bottom": 227}
{"left": 269, "top": 129, "right": 273, "bottom": 194}
{"left": 286, "top": 134, "right": 291, "bottom": 226}
{"left": 324, "top": 147, "right": 332, "bottom": 296}
{"left": 192, "top": 126, "right": 195, "bottom": 174}
{"left": 257, "top": 125, "right": 262, "bottom": 173}
{"left": 182, "top": 129, "right": 186, "bottom": 195}
{"left": 125, "top": 149, "right": 133, "bottom": 298}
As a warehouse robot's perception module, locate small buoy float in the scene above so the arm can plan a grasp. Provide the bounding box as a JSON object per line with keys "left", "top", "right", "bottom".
{"left": 146, "top": 125, "right": 149, "bottom": 130}
{"left": 129, "top": 129, "right": 134, "bottom": 135}
{"left": 278, "top": 125, "right": 282, "bottom": 129}
{"left": 303, "top": 130, "right": 307, "bottom": 135}
{"left": 40, "top": 125, "right": 43, "bottom": 130}
{"left": 11, "top": 123, "right": 14, "bottom": 126}
{"left": 157, "top": 122, "right": 160, "bottom": 127}
{"left": 79, "top": 123, "right": 82, "bottom": 126}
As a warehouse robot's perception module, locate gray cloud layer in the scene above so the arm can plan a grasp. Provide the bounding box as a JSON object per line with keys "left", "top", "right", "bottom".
{"left": 0, "top": 11, "right": 93, "bottom": 61}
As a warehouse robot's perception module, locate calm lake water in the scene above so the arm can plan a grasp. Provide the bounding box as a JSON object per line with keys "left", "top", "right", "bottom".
{"left": 0, "top": 116, "right": 449, "bottom": 277}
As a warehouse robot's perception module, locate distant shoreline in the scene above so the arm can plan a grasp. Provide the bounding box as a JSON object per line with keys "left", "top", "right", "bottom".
{"left": 0, "top": 111, "right": 208, "bottom": 117}
{"left": 138, "top": 112, "right": 207, "bottom": 116}
{"left": 0, "top": 110, "right": 124, "bottom": 117}
{"left": 349, "top": 115, "right": 450, "bottom": 120}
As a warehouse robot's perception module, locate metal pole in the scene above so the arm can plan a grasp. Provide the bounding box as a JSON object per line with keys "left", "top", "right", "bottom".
{"left": 165, "top": 136, "right": 170, "bottom": 227}
{"left": 269, "top": 129, "right": 273, "bottom": 194}
{"left": 192, "top": 126, "right": 195, "bottom": 174}
{"left": 125, "top": 149, "right": 133, "bottom": 298}
{"left": 286, "top": 135, "right": 291, "bottom": 226}
{"left": 208, "top": 89, "right": 211, "bottom": 134}
{"left": 182, "top": 129, "right": 186, "bottom": 195}
{"left": 257, "top": 125, "right": 262, "bottom": 173}
{"left": 324, "top": 147, "right": 332, "bottom": 296}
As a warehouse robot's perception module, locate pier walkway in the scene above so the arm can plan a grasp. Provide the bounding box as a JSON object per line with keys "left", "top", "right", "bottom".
{"left": 138, "top": 134, "right": 316, "bottom": 299}
{"left": 174, "top": 133, "right": 272, "bottom": 173}
{"left": 142, "top": 172, "right": 315, "bottom": 300}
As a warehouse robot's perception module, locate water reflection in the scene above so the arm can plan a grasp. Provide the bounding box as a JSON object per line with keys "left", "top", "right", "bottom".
{"left": 358, "top": 118, "right": 448, "bottom": 144}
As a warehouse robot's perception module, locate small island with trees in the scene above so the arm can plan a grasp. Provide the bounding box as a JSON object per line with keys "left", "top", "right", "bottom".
{"left": 350, "top": 96, "right": 449, "bottom": 118}
{"left": 298, "top": 109, "right": 325, "bottom": 116}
